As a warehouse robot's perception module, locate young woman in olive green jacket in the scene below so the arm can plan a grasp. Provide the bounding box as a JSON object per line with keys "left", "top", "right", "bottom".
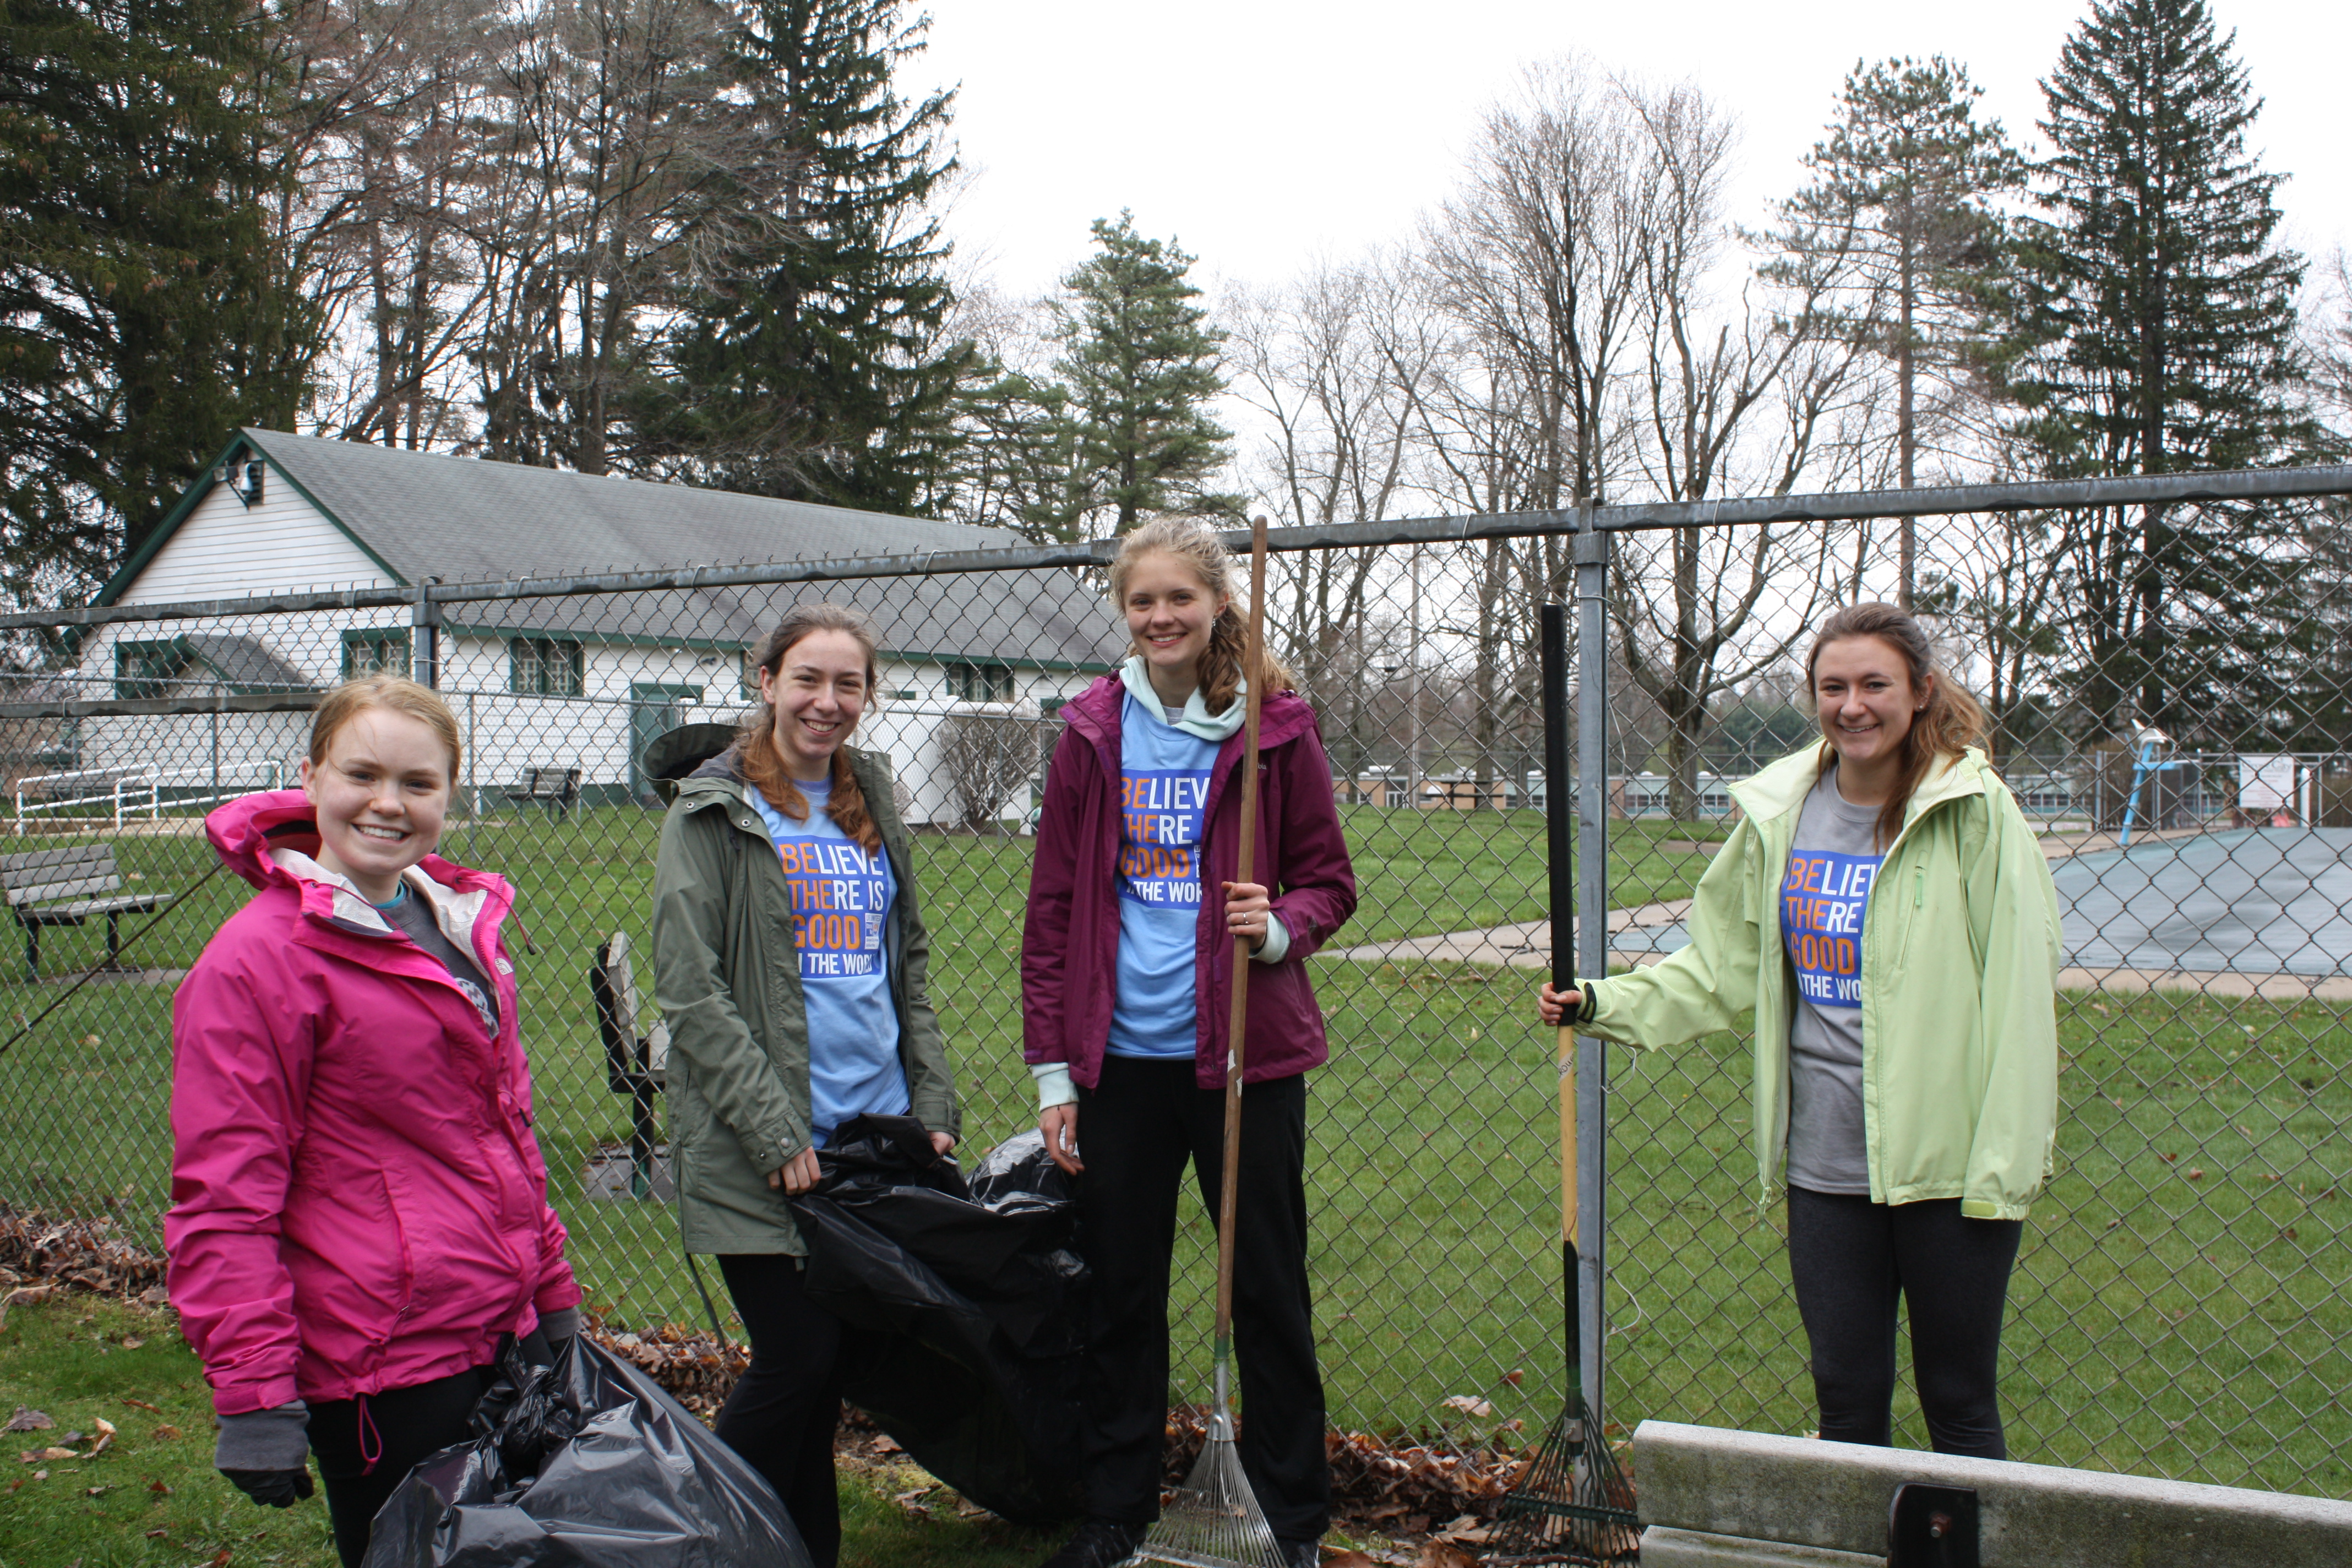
{"left": 1539, "top": 602, "right": 2061, "bottom": 1459}
{"left": 652, "top": 604, "right": 960, "bottom": 1565}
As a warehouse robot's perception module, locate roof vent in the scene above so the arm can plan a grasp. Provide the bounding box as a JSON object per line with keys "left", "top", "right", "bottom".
{"left": 215, "top": 456, "right": 264, "bottom": 508}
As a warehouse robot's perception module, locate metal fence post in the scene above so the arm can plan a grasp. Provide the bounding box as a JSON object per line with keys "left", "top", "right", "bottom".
{"left": 412, "top": 584, "right": 442, "bottom": 690}
{"left": 1572, "top": 507, "right": 1610, "bottom": 1436}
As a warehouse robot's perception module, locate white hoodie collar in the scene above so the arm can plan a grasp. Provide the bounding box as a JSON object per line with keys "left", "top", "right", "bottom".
{"left": 269, "top": 848, "right": 487, "bottom": 951}
{"left": 1119, "top": 655, "right": 1247, "bottom": 742}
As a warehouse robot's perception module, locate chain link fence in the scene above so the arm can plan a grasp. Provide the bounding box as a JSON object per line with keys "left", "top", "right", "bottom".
{"left": 0, "top": 469, "right": 2346, "bottom": 1502}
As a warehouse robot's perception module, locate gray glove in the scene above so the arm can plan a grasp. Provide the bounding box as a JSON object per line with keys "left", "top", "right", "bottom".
{"left": 537, "top": 1306, "right": 580, "bottom": 1348}
{"left": 216, "top": 1401, "right": 311, "bottom": 1508}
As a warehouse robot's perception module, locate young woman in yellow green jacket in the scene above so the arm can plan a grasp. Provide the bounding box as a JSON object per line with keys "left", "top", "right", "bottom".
{"left": 1538, "top": 602, "right": 2062, "bottom": 1458}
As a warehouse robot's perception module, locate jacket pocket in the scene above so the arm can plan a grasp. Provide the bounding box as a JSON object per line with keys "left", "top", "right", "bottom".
{"left": 285, "top": 1164, "right": 413, "bottom": 1355}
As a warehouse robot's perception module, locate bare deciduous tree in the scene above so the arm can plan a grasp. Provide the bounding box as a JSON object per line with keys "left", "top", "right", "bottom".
{"left": 1227, "top": 251, "right": 1438, "bottom": 781}
{"left": 1606, "top": 77, "right": 1880, "bottom": 820}
{"left": 938, "top": 710, "right": 1044, "bottom": 832}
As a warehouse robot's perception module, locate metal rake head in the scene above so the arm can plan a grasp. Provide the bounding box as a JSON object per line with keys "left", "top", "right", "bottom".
{"left": 1129, "top": 1423, "right": 1286, "bottom": 1568}
{"left": 1487, "top": 1401, "right": 1641, "bottom": 1565}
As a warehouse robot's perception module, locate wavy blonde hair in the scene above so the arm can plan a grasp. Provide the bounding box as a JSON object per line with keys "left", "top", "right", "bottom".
{"left": 1108, "top": 518, "right": 1294, "bottom": 714}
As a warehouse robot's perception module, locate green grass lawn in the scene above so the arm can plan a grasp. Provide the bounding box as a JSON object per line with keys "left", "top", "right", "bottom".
{"left": 1, "top": 805, "right": 2346, "bottom": 1500}
{"left": 0, "top": 1294, "right": 1060, "bottom": 1568}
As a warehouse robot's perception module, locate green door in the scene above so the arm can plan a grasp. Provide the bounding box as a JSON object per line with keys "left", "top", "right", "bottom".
{"left": 629, "top": 683, "right": 704, "bottom": 803}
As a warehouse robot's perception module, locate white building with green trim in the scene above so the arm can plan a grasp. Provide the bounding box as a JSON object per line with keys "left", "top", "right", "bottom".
{"left": 66, "top": 430, "right": 1120, "bottom": 824}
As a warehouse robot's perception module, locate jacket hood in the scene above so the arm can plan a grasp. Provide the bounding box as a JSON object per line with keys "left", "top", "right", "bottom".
{"left": 1729, "top": 742, "right": 1991, "bottom": 826}
{"left": 203, "top": 788, "right": 504, "bottom": 912}
{"left": 1060, "top": 673, "right": 1319, "bottom": 752}
{"left": 643, "top": 722, "right": 744, "bottom": 804}
{"left": 205, "top": 788, "right": 335, "bottom": 889}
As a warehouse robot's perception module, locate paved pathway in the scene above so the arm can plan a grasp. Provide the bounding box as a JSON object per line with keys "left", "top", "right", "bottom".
{"left": 1327, "top": 825, "right": 2352, "bottom": 1000}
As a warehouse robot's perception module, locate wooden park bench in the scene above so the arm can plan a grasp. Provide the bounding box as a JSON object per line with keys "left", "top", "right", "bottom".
{"left": 1, "top": 845, "right": 173, "bottom": 982}
{"left": 500, "top": 765, "right": 582, "bottom": 818}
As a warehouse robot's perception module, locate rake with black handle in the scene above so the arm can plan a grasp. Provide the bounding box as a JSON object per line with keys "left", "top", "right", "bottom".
{"left": 1489, "top": 602, "right": 1638, "bottom": 1565}
{"left": 1131, "top": 515, "right": 1285, "bottom": 1568}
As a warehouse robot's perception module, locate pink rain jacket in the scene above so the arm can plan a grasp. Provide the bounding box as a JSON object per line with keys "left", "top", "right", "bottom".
{"left": 166, "top": 790, "right": 579, "bottom": 1416}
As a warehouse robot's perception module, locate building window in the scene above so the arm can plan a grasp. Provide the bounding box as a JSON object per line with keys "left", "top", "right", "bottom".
{"left": 116, "top": 638, "right": 191, "bottom": 700}
{"left": 341, "top": 629, "right": 411, "bottom": 679}
{"left": 944, "top": 661, "right": 1014, "bottom": 702}
{"left": 509, "top": 636, "right": 584, "bottom": 697}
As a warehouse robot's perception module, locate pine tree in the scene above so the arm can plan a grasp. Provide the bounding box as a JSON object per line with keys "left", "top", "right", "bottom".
{"left": 659, "top": 0, "right": 968, "bottom": 514}
{"left": 0, "top": 0, "right": 313, "bottom": 600}
{"left": 1042, "top": 212, "right": 1235, "bottom": 540}
{"left": 1766, "top": 57, "right": 2022, "bottom": 606}
{"left": 2002, "top": 0, "right": 2329, "bottom": 743}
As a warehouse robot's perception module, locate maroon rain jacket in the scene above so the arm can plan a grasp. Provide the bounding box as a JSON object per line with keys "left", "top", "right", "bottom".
{"left": 1022, "top": 676, "right": 1358, "bottom": 1090}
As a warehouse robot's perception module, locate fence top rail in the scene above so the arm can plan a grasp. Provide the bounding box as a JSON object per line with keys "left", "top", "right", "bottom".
{"left": 6, "top": 462, "right": 2349, "bottom": 634}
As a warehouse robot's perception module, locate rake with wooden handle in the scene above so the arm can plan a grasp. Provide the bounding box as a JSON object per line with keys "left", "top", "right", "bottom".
{"left": 1489, "top": 602, "right": 1638, "bottom": 1565}
{"left": 1131, "top": 515, "right": 1285, "bottom": 1568}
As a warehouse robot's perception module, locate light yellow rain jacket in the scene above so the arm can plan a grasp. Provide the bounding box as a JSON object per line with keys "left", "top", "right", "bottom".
{"left": 1582, "top": 744, "right": 2062, "bottom": 1219}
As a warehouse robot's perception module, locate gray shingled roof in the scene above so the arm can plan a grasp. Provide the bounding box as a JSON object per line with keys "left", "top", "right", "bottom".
{"left": 183, "top": 633, "right": 314, "bottom": 693}
{"left": 241, "top": 428, "right": 1009, "bottom": 583}
{"left": 220, "top": 430, "right": 1123, "bottom": 671}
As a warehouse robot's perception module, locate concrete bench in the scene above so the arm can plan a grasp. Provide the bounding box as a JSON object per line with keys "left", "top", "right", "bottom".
{"left": 1, "top": 844, "right": 172, "bottom": 982}
{"left": 1634, "top": 1419, "right": 2352, "bottom": 1567}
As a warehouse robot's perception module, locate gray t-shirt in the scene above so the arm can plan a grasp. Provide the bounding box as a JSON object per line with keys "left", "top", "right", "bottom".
{"left": 378, "top": 886, "right": 500, "bottom": 1036}
{"left": 1781, "top": 767, "right": 1885, "bottom": 1195}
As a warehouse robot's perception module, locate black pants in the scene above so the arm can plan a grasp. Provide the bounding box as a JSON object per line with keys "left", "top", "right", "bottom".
{"left": 714, "top": 1253, "right": 845, "bottom": 1567}
{"left": 1785, "top": 1186, "right": 2024, "bottom": 1458}
{"left": 309, "top": 1364, "right": 495, "bottom": 1568}
{"left": 1075, "top": 1055, "right": 1330, "bottom": 1543}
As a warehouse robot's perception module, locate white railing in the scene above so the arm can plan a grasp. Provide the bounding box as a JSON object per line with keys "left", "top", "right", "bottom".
{"left": 13, "top": 761, "right": 286, "bottom": 834}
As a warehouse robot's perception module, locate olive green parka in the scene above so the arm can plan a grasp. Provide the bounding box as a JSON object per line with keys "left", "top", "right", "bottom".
{"left": 650, "top": 737, "right": 960, "bottom": 1255}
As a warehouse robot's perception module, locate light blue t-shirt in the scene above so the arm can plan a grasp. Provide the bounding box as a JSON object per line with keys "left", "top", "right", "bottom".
{"left": 749, "top": 777, "right": 909, "bottom": 1145}
{"left": 1107, "top": 692, "right": 1218, "bottom": 1060}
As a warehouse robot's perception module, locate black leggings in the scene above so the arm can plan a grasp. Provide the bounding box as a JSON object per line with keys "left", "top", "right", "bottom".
{"left": 309, "top": 1365, "right": 495, "bottom": 1568}
{"left": 1074, "top": 1056, "right": 1330, "bottom": 1543}
{"left": 1785, "top": 1186, "right": 2024, "bottom": 1458}
{"left": 714, "top": 1253, "right": 845, "bottom": 1567}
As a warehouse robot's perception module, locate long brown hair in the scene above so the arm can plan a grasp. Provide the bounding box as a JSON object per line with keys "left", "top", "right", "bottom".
{"left": 1107, "top": 517, "right": 1294, "bottom": 714}
{"left": 1805, "top": 601, "right": 1988, "bottom": 850}
{"left": 737, "top": 604, "right": 882, "bottom": 854}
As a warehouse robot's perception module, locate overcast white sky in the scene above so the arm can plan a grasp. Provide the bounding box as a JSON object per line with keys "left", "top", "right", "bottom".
{"left": 918, "top": 0, "right": 2351, "bottom": 301}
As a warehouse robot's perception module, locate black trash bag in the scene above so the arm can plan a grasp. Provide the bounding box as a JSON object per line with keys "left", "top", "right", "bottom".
{"left": 790, "top": 1114, "right": 1089, "bottom": 1526}
{"left": 360, "top": 1333, "right": 814, "bottom": 1568}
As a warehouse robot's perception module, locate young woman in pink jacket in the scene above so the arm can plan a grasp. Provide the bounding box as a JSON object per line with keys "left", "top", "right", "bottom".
{"left": 1021, "top": 518, "right": 1358, "bottom": 1568}
{"left": 165, "top": 675, "right": 579, "bottom": 1568}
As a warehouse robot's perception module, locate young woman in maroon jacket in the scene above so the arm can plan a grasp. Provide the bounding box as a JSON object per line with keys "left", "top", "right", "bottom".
{"left": 1021, "top": 517, "right": 1358, "bottom": 1568}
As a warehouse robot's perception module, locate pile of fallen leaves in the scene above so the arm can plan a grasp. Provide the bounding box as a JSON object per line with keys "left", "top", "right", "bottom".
{"left": 0, "top": 1206, "right": 168, "bottom": 1327}
{"left": 587, "top": 1322, "right": 749, "bottom": 1419}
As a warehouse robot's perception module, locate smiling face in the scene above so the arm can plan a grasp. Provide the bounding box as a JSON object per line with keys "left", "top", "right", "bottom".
{"left": 298, "top": 707, "right": 454, "bottom": 904}
{"left": 1121, "top": 549, "right": 1226, "bottom": 705}
{"left": 759, "top": 628, "right": 870, "bottom": 782}
{"left": 1811, "top": 633, "right": 1928, "bottom": 780}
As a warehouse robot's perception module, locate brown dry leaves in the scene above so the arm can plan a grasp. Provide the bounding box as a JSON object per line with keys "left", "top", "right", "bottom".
{"left": 0, "top": 1205, "right": 170, "bottom": 1327}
